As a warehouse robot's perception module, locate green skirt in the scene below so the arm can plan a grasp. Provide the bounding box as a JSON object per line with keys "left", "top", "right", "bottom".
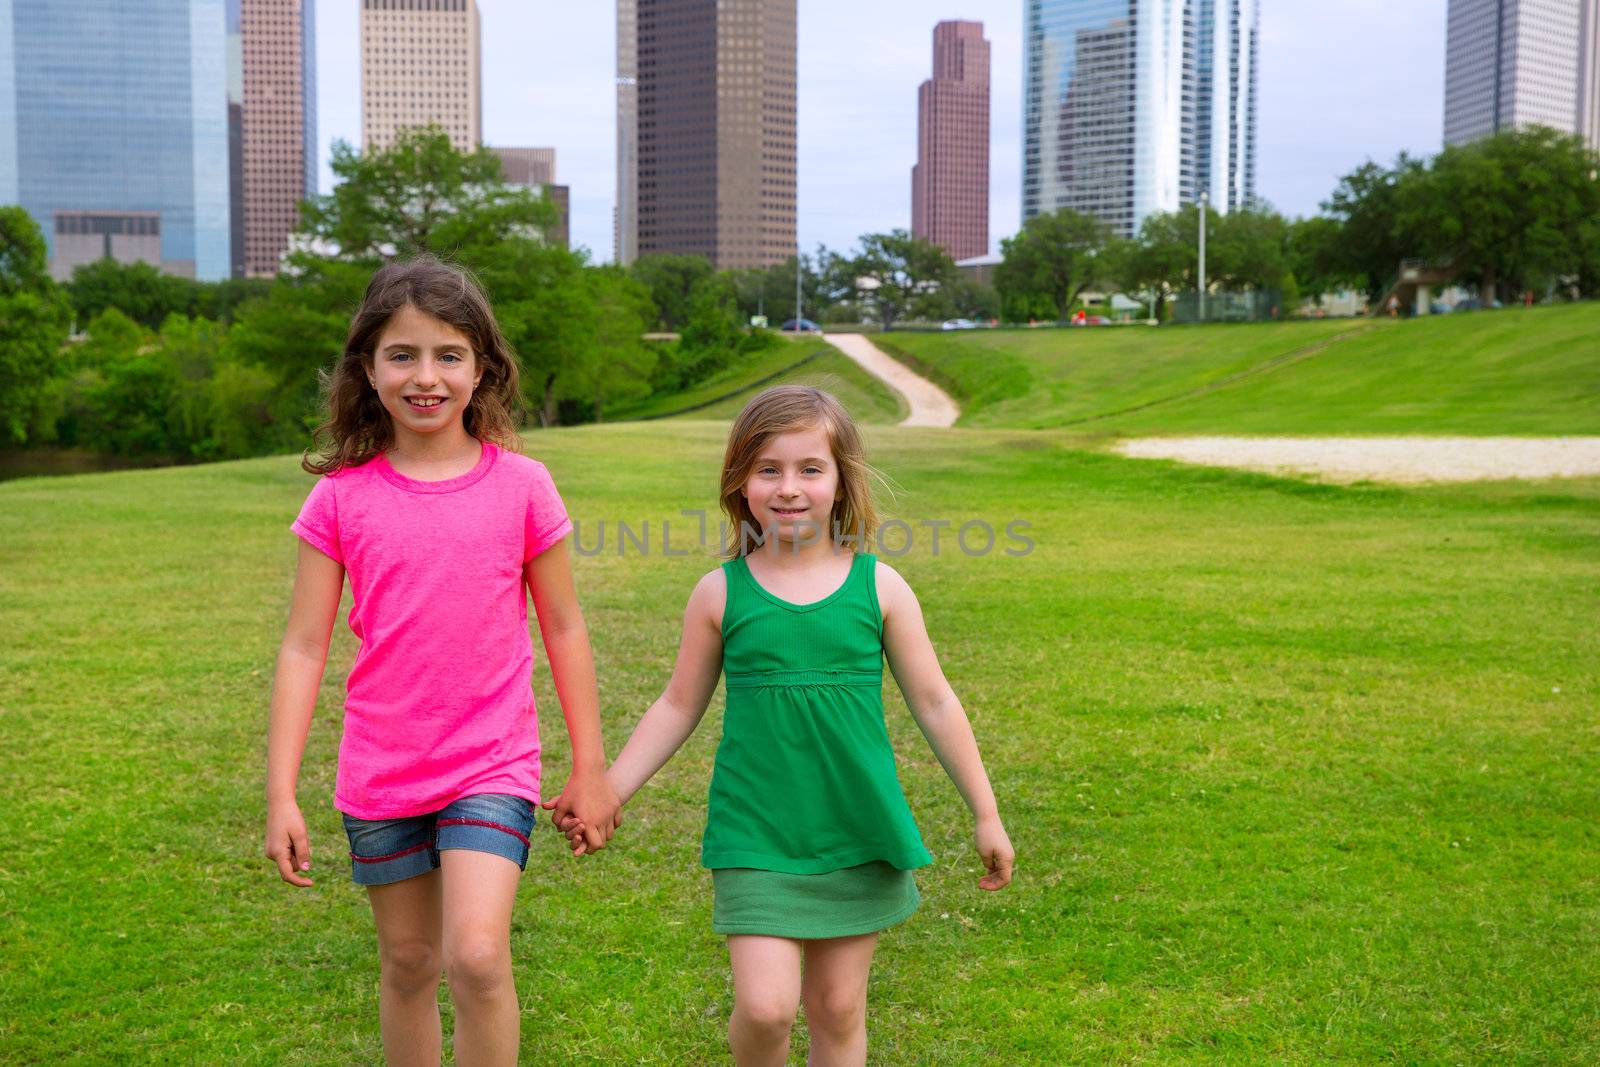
{"left": 712, "top": 861, "right": 920, "bottom": 939}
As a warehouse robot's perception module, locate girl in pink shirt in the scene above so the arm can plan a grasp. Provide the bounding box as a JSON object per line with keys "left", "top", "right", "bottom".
{"left": 263, "top": 256, "right": 620, "bottom": 1066}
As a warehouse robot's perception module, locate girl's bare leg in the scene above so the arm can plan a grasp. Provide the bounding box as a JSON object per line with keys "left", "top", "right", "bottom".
{"left": 727, "top": 934, "right": 803, "bottom": 1067}
{"left": 367, "top": 870, "right": 445, "bottom": 1067}
{"left": 799, "top": 933, "right": 878, "bottom": 1067}
{"left": 439, "top": 849, "right": 523, "bottom": 1067}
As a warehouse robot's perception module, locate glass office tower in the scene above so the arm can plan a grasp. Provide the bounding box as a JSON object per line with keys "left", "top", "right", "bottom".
{"left": 1444, "top": 0, "right": 1600, "bottom": 149}
{"left": 0, "top": 0, "right": 232, "bottom": 280}
{"left": 1023, "top": 0, "right": 1258, "bottom": 238}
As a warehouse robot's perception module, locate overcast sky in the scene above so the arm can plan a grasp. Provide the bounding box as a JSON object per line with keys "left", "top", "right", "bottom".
{"left": 315, "top": 1, "right": 1449, "bottom": 262}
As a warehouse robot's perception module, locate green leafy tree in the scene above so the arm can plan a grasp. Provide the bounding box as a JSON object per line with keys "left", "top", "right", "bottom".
{"left": 298, "top": 126, "right": 558, "bottom": 263}
{"left": 1320, "top": 155, "right": 1428, "bottom": 301}
{"left": 1115, "top": 208, "right": 1206, "bottom": 320}
{"left": 629, "top": 253, "right": 713, "bottom": 330}
{"left": 1287, "top": 215, "right": 1361, "bottom": 305}
{"left": 578, "top": 266, "right": 657, "bottom": 421}
{"left": 487, "top": 242, "right": 596, "bottom": 427}
{"left": 995, "top": 208, "right": 1107, "bottom": 321}
{"left": 66, "top": 258, "right": 200, "bottom": 330}
{"left": 1404, "top": 127, "right": 1600, "bottom": 301}
{"left": 849, "top": 230, "right": 956, "bottom": 331}
{"left": 0, "top": 207, "right": 73, "bottom": 444}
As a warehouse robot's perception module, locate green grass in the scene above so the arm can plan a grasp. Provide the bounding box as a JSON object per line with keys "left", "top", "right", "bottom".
{"left": 607, "top": 336, "right": 904, "bottom": 424}
{"left": 878, "top": 302, "right": 1600, "bottom": 435}
{"left": 3, "top": 420, "right": 1598, "bottom": 1063}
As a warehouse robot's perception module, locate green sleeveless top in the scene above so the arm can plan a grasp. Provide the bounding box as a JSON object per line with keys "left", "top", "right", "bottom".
{"left": 702, "top": 552, "right": 934, "bottom": 874}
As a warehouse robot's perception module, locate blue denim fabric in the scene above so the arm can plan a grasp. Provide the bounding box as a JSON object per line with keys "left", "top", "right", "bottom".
{"left": 341, "top": 793, "right": 537, "bottom": 886}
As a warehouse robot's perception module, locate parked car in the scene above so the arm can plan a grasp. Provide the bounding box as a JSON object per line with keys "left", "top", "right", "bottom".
{"left": 780, "top": 318, "right": 822, "bottom": 333}
{"left": 940, "top": 318, "right": 977, "bottom": 330}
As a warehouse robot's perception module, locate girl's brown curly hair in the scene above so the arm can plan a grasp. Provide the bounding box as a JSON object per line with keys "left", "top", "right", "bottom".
{"left": 303, "top": 255, "right": 523, "bottom": 475}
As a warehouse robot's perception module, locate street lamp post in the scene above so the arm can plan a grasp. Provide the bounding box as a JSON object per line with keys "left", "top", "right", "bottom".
{"left": 1197, "top": 191, "right": 1208, "bottom": 323}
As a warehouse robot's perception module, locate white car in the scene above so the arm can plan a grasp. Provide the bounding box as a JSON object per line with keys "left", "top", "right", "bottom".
{"left": 940, "top": 318, "right": 976, "bottom": 330}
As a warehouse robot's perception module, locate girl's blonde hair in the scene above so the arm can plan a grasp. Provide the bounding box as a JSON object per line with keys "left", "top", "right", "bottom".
{"left": 303, "top": 255, "right": 523, "bottom": 475}
{"left": 719, "top": 386, "right": 878, "bottom": 557}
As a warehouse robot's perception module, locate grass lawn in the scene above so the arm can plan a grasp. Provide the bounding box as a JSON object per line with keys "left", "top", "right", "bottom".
{"left": 3, "top": 416, "right": 1597, "bottom": 1062}
{"left": 878, "top": 302, "right": 1600, "bottom": 435}
{"left": 605, "top": 335, "right": 904, "bottom": 425}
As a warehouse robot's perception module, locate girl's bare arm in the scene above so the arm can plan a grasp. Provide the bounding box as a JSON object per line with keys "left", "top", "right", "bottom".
{"left": 878, "top": 561, "right": 1014, "bottom": 890}
{"left": 605, "top": 569, "right": 726, "bottom": 805}
{"left": 264, "top": 540, "right": 344, "bottom": 887}
{"left": 527, "top": 538, "right": 621, "bottom": 853}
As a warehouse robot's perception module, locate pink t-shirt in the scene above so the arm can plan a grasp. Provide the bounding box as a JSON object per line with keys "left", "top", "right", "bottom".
{"left": 291, "top": 441, "right": 573, "bottom": 819}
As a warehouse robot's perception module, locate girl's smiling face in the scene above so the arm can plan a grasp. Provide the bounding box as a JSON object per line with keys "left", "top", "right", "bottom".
{"left": 368, "top": 303, "right": 481, "bottom": 440}
{"left": 741, "top": 425, "right": 842, "bottom": 544}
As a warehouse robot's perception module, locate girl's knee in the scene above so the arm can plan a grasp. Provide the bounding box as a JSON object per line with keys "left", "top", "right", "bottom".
{"left": 802, "top": 982, "right": 866, "bottom": 1036}
{"left": 380, "top": 939, "right": 442, "bottom": 995}
{"left": 444, "top": 936, "right": 512, "bottom": 998}
{"left": 733, "top": 990, "right": 799, "bottom": 1036}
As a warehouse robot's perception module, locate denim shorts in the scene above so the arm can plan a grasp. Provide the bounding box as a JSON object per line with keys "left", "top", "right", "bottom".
{"left": 341, "top": 793, "right": 538, "bottom": 887}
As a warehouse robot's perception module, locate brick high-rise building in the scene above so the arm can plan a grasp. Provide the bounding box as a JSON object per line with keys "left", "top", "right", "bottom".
{"left": 361, "top": 0, "right": 481, "bottom": 153}
{"left": 632, "top": 0, "right": 797, "bottom": 270}
{"left": 236, "top": 0, "right": 317, "bottom": 277}
{"left": 912, "top": 20, "right": 990, "bottom": 262}
{"left": 1444, "top": 0, "right": 1600, "bottom": 149}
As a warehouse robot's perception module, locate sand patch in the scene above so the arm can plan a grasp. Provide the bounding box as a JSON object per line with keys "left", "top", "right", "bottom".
{"left": 1112, "top": 436, "right": 1600, "bottom": 484}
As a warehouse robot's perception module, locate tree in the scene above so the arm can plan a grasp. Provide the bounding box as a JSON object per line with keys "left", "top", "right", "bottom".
{"left": 995, "top": 208, "right": 1108, "bottom": 321}
{"left": 66, "top": 258, "right": 199, "bottom": 330}
{"left": 1115, "top": 208, "right": 1205, "bottom": 320}
{"left": 1406, "top": 127, "right": 1600, "bottom": 302}
{"left": 297, "top": 126, "right": 558, "bottom": 264}
{"left": 1287, "top": 215, "right": 1360, "bottom": 305}
{"left": 576, "top": 266, "right": 656, "bottom": 422}
{"left": 629, "top": 253, "right": 712, "bottom": 330}
{"left": 849, "top": 230, "right": 956, "bottom": 331}
{"left": 0, "top": 207, "right": 73, "bottom": 444}
{"left": 1320, "top": 155, "right": 1428, "bottom": 301}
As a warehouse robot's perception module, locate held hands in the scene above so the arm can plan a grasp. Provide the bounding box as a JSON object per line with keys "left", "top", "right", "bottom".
{"left": 540, "top": 767, "right": 622, "bottom": 857}
{"left": 976, "top": 815, "right": 1015, "bottom": 891}
{"left": 265, "top": 800, "right": 313, "bottom": 887}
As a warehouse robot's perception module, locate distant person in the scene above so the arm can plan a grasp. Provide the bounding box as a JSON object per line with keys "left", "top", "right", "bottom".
{"left": 263, "top": 255, "right": 620, "bottom": 1065}
{"left": 557, "top": 386, "right": 1015, "bottom": 1066}
{"left": 1386, "top": 293, "right": 1400, "bottom": 318}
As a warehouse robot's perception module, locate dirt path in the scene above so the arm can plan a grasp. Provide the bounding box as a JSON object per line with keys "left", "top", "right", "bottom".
{"left": 1113, "top": 436, "right": 1600, "bottom": 483}
{"left": 823, "top": 333, "right": 960, "bottom": 428}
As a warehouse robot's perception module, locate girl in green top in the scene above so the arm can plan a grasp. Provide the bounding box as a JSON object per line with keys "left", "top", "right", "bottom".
{"left": 560, "top": 385, "right": 1014, "bottom": 1066}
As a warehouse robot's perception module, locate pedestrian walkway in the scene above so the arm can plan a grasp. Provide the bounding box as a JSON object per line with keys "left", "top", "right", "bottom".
{"left": 823, "top": 333, "right": 960, "bottom": 428}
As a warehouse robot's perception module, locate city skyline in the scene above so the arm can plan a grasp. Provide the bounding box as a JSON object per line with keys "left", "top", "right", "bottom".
{"left": 305, "top": 1, "right": 1451, "bottom": 263}
{"left": 1, "top": 2, "right": 1459, "bottom": 271}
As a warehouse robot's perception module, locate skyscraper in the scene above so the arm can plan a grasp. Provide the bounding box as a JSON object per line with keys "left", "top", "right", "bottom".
{"left": 236, "top": 0, "right": 317, "bottom": 277}
{"left": 912, "top": 20, "right": 990, "bottom": 262}
{"left": 1022, "top": 0, "right": 1259, "bottom": 238}
{"left": 631, "top": 0, "right": 797, "bottom": 270}
{"left": 0, "top": 0, "right": 233, "bottom": 280}
{"left": 361, "top": 0, "right": 481, "bottom": 153}
{"left": 616, "top": 0, "right": 638, "bottom": 265}
{"left": 1443, "top": 0, "right": 1600, "bottom": 149}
